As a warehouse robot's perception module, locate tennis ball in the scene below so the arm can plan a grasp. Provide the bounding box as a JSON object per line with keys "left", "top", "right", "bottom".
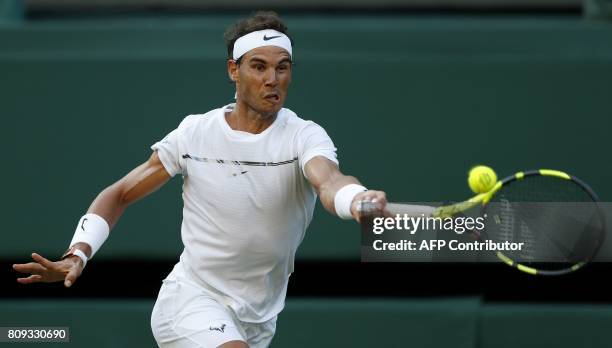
{"left": 468, "top": 165, "right": 497, "bottom": 194}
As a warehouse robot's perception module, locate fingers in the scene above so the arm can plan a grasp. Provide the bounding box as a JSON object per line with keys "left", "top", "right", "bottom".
{"left": 31, "top": 253, "right": 56, "bottom": 270}
{"left": 358, "top": 190, "right": 387, "bottom": 205}
{"left": 16, "top": 274, "right": 43, "bottom": 285}
{"left": 13, "top": 253, "right": 84, "bottom": 287}
{"left": 372, "top": 191, "right": 388, "bottom": 206}
{"left": 13, "top": 260, "right": 46, "bottom": 285}
{"left": 12, "top": 262, "right": 47, "bottom": 274}
{"left": 64, "top": 266, "right": 82, "bottom": 288}
{"left": 352, "top": 190, "right": 388, "bottom": 222}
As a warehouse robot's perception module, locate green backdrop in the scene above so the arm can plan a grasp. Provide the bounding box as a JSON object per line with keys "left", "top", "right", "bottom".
{"left": 1, "top": 15, "right": 611, "bottom": 260}
{"left": 1, "top": 298, "right": 612, "bottom": 347}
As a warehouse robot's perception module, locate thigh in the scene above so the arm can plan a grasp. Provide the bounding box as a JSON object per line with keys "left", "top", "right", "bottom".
{"left": 151, "top": 278, "right": 247, "bottom": 348}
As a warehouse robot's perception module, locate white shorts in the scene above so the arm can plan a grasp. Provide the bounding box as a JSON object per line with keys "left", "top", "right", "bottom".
{"left": 150, "top": 270, "right": 276, "bottom": 348}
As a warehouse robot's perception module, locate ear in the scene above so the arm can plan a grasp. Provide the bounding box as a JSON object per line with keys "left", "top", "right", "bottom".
{"left": 227, "top": 59, "right": 239, "bottom": 82}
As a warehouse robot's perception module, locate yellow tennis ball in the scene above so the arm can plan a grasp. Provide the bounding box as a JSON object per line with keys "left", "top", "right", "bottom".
{"left": 468, "top": 165, "right": 497, "bottom": 193}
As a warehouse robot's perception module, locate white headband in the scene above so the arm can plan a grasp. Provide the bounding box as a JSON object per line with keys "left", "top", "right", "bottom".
{"left": 232, "top": 29, "right": 292, "bottom": 61}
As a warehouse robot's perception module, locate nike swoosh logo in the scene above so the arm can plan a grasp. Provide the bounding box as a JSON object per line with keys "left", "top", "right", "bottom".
{"left": 263, "top": 35, "right": 281, "bottom": 41}
{"left": 81, "top": 218, "right": 88, "bottom": 231}
{"left": 231, "top": 171, "right": 249, "bottom": 177}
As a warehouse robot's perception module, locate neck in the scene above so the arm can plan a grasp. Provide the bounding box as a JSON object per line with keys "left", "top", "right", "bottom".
{"left": 226, "top": 99, "right": 278, "bottom": 134}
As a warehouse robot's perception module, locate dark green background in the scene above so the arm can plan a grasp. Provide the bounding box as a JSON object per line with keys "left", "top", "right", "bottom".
{"left": 2, "top": 13, "right": 612, "bottom": 348}
{"left": 2, "top": 15, "right": 611, "bottom": 260}
{"left": 2, "top": 298, "right": 612, "bottom": 347}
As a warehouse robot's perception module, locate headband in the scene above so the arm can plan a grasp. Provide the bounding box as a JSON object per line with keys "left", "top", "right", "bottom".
{"left": 232, "top": 29, "right": 292, "bottom": 60}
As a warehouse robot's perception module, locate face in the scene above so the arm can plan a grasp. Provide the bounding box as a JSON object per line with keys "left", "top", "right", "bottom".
{"left": 228, "top": 46, "right": 292, "bottom": 117}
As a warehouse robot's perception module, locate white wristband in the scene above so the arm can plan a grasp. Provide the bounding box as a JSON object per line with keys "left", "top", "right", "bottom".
{"left": 70, "top": 248, "right": 89, "bottom": 268}
{"left": 70, "top": 213, "right": 110, "bottom": 259}
{"left": 334, "top": 184, "right": 367, "bottom": 220}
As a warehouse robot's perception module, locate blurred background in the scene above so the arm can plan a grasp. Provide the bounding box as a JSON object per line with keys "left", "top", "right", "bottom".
{"left": 1, "top": 0, "right": 612, "bottom": 346}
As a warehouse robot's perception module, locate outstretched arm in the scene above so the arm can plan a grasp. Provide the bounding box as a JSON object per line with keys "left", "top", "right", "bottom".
{"left": 87, "top": 151, "right": 171, "bottom": 233}
{"left": 13, "top": 151, "right": 171, "bottom": 287}
{"left": 304, "top": 156, "right": 387, "bottom": 221}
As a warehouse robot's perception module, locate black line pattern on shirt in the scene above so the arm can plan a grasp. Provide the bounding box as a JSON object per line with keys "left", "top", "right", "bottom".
{"left": 182, "top": 154, "right": 297, "bottom": 167}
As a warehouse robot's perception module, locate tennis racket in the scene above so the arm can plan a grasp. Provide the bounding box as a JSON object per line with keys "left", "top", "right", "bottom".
{"left": 380, "top": 169, "right": 606, "bottom": 276}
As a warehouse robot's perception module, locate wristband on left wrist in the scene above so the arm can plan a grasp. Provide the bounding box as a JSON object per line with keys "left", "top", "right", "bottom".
{"left": 61, "top": 246, "right": 88, "bottom": 268}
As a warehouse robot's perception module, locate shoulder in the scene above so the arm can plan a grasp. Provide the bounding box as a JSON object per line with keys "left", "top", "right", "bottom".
{"left": 176, "top": 108, "right": 221, "bottom": 133}
{"left": 280, "top": 108, "right": 336, "bottom": 156}
{"left": 281, "top": 107, "right": 328, "bottom": 135}
{"left": 178, "top": 109, "right": 217, "bottom": 127}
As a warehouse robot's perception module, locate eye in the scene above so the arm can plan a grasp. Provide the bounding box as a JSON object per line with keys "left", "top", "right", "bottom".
{"left": 277, "top": 64, "right": 289, "bottom": 72}
{"left": 254, "top": 64, "right": 265, "bottom": 72}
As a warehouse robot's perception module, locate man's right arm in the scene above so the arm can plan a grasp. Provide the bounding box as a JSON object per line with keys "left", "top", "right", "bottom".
{"left": 13, "top": 151, "right": 171, "bottom": 286}
{"left": 74, "top": 150, "right": 171, "bottom": 258}
{"left": 86, "top": 151, "right": 171, "bottom": 242}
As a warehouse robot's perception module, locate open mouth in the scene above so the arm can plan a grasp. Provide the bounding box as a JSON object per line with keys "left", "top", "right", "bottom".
{"left": 264, "top": 94, "right": 280, "bottom": 103}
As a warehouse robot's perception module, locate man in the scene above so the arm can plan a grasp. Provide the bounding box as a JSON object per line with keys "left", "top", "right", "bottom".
{"left": 13, "top": 11, "right": 387, "bottom": 348}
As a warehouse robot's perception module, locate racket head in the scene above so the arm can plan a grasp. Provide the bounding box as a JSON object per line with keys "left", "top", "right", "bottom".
{"left": 481, "top": 169, "right": 606, "bottom": 276}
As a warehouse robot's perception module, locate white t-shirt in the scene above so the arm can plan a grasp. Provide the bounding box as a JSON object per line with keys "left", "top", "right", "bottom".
{"left": 151, "top": 103, "right": 338, "bottom": 323}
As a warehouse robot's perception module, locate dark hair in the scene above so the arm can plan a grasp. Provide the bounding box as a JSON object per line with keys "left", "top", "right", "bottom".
{"left": 224, "top": 11, "right": 292, "bottom": 61}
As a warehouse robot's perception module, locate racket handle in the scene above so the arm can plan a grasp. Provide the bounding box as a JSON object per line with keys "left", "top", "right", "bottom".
{"left": 386, "top": 203, "right": 437, "bottom": 217}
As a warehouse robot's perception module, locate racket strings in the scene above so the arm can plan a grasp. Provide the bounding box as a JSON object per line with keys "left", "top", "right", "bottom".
{"left": 485, "top": 175, "right": 603, "bottom": 270}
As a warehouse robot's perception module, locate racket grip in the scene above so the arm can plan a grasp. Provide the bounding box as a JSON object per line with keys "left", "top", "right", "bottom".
{"left": 386, "top": 203, "right": 437, "bottom": 217}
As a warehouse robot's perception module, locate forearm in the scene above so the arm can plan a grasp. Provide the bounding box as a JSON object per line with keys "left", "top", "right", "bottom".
{"left": 70, "top": 152, "right": 170, "bottom": 257}
{"left": 305, "top": 156, "right": 371, "bottom": 218}
{"left": 87, "top": 154, "right": 169, "bottom": 228}
{"left": 318, "top": 174, "right": 361, "bottom": 215}
{"left": 73, "top": 184, "right": 127, "bottom": 259}
{"left": 86, "top": 183, "right": 128, "bottom": 230}
{"left": 69, "top": 185, "right": 125, "bottom": 259}
{"left": 305, "top": 156, "right": 387, "bottom": 221}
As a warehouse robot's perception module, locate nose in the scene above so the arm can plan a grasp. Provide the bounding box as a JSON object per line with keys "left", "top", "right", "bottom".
{"left": 264, "top": 67, "right": 278, "bottom": 87}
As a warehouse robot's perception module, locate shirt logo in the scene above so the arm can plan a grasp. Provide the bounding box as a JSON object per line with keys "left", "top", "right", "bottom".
{"left": 182, "top": 154, "right": 297, "bottom": 167}
{"left": 263, "top": 34, "right": 282, "bottom": 41}
{"left": 209, "top": 324, "right": 226, "bottom": 333}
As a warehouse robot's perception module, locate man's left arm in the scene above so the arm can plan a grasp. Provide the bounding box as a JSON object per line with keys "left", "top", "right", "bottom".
{"left": 304, "top": 156, "right": 387, "bottom": 222}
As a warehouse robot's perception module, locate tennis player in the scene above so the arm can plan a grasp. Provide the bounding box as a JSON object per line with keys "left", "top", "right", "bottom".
{"left": 13, "top": 11, "right": 387, "bottom": 348}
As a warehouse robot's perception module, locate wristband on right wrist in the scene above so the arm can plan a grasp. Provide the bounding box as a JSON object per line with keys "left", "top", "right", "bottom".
{"left": 334, "top": 184, "right": 368, "bottom": 220}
